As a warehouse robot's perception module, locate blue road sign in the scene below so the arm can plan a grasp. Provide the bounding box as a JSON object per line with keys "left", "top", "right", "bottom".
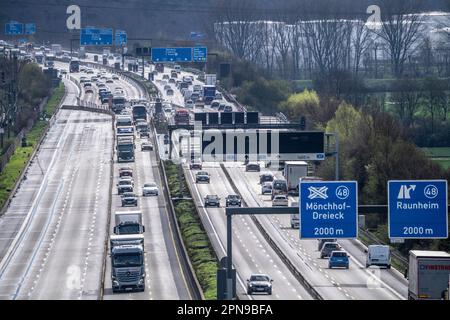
{"left": 193, "top": 47, "right": 207, "bottom": 62}
{"left": 25, "top": 23, "right": 36, "bottom": 35}
{"left": 151, "top": 47, "right": 192, "bottom": 62}
{"left": 115, "top": 30, "right": 127, "bottom": 46}
{"left": 80, "top": 27, "right": 113, "bottom": 46}
{"left": 299, "top": 181, "right": 358, "bottom": 239}
{"left": 388, "top": 180, "right": 448, "bottom": 239}
{"left": 5, "top": 22, "right": 23, "bottom": 35}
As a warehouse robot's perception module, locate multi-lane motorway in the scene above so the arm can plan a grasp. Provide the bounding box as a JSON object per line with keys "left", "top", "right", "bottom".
{"left": 0, "top": 74, "right": 112, "bottom": 299}
{"left": 0, "top": 59, "right": 191, "bottom": 299}
{"left": 153, "top": 63, "right": 409, "bottom": 300}
{"left": 0, "top": 50, "right": 410, "bottom": 300}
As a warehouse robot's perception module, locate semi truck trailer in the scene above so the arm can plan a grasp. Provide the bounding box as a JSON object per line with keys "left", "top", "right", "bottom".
{"left": 113, "top": 211, "right": 145, "bottom": 235}
{"left": 283, "top": 161, "right": 308, "bottom": 195}
{"left": 407, "top": 250, "right": 450, "bottom": 300}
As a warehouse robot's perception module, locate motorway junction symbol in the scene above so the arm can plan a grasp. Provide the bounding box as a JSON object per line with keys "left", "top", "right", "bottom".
{"left": 388, "top": 180, "right": 448, "bottom": 239}
{"left": 299, "top": 181, "right": 358, "bottom": 239}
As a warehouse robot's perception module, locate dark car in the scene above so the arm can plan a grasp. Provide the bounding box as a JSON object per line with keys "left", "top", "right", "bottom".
{"left": 118, "top": 184, "right": 133, "bottom": 195}
{"left": 195, "top": 171, "right": 210, "bottom": 183}
{"left": 318, "top": 238, "right": 337, "bottom": 251}
{"left": 163, "top": 134, "right": 170, "bottom": 145}
{"left": 119, "top": 168, "right": 133, "bottom": 178}
{"left": 121, "top": 192, "right": 138, "bottom": 206}
{"left": 84, "top": 86, "right": 94, "bottom": 94}
{"left": 259, "top": 172, "right": 274, "bottom": 184}
{"left": 225, "top": 194, "right": 242, "bottom": 207}
{"left": 320, "top": 242, "right": 341, "bottom": 259}
{"left": 223, "top": 105, "right": 233, "bottom": 112}
{"left": 139, "top": 130, "right": 150, "bottom": 138}
{"left": 245, "top": 163, "right": 260, "bottom": 172}
{"left": 190, "top": 163, "right": 202, "bottom": 170}
{"left": 204, "top": 195, "right": 220, "bottom": 207}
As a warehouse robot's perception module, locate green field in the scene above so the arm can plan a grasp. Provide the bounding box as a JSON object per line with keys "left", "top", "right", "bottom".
{"left": 421, "top": 147, "right": 450, "bottom": 170}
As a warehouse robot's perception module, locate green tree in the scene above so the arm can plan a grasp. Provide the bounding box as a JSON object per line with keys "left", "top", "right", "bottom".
{"left": 326, "top": 102, "right": 362, "bottom": 142}
{"left": 278, "top": 89, "right": 320, "bottom": 125}
{"left": 18, "top": 63, "right": 50, "bottom": 106}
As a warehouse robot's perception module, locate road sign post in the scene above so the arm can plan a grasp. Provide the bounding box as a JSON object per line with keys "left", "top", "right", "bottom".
{"left": 115, "top": 30, "right": 127, "bottom": 46}
{"left": 151, "top": 47, "right": 193, "bottom": 62}
{"left": 80, "top": 27, "right": 113, "bottom": 46}
{"left": 388, "top": 180, "right": 448, "bottom": 239}
{"left": 193, "top": 47, "right": 207, "bottom": 62}
{"left": 5, "top": 21, "right": 24, "bottom": 35}
{"left": 299, "top": 181, "right": 358, "bottom": 239}
{"left": 25, "top": 23, "right": 36, "bottom": 35}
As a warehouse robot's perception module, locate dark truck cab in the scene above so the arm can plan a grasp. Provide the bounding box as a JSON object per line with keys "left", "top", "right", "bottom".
{"left": 132, "top": 104, "right": 147, "bottom": 123}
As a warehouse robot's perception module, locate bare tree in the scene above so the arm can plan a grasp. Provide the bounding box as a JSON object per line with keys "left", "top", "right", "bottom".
{"left": 419, "top": 36, "right": 434, "bottom": 76}
{"left": 272, "top": 21, "right": 292, "bottom": 78}
{"left": 213, "top": 0, "right": 263, "bottom": 63}
{"left": 352, "top": 20, "right": 372, "bottom": 76}
{"left": 375, "top": 0, "right": 424, "bottom": 78}
{"left": 258, "top": 21, "right": 277, "bottom": 74}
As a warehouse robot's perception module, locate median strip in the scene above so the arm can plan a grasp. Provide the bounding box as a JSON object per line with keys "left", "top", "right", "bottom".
{"left": 164, "top": 161, "right": 218, "bottom": 300}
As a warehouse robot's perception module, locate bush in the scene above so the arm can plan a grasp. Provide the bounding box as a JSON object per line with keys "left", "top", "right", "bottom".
{"left": 236, "top": 77, "right": 290, "bottom": 115}
{"left": 164, "top": 161, "right": 218, "bottom": 299}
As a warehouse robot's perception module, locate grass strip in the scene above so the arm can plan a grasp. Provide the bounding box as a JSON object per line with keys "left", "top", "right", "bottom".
{"left": 0, "top": 83, "right": 65, "bottom": 209}
{"left": 164, "top": 161, "right": 218, "bottom": 300}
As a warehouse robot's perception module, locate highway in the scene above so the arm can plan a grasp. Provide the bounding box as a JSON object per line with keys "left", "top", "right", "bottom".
{"left": 0, "top": 46, "right": 413, "bottom": 301}
{"left": 98, "top": 64, "right": 191, "bottom": 300}
{"left": 225, "top": 163, "right": 408, "bottom": 300}
{"left": 0, "top": 59, "right": 192, "bottom": 300}
{"left": 149, "top": 69, "right": 314, "bottom": 299}
{"left": 152, "top": 62, "right": 408, "bottom": 300}
{"left": 184, "top": 163, "right": 313, "bottom": 300}
{"left": 0, "top": 72, "right": 112, "bottom": 299}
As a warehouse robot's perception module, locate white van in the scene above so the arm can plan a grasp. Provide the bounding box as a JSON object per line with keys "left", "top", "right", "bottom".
{"left": 174, "top": 65, "right": 181, "bottom": 73}
{"left": 365, "top": 245, "right": 391, "bottom": 268}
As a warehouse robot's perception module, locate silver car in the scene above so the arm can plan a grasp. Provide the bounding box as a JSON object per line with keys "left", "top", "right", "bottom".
{"left": 247, "top": 274, "right": 273, "bottom": 295}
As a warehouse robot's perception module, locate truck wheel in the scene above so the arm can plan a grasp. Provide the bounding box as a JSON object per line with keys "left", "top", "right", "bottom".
{"left": 268, "top": 289, "right": 272, "bottom": 295}
{"left": 247, "top": 289, "right": 252, "bottom": 295}
{"left": 387, "top": 265, "right": 391, "bottom": 269}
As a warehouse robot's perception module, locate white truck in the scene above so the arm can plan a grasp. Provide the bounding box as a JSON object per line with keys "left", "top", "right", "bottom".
{"left": 51, "top": 44, "right": 62, "bottom": 56}
{"left": 78, "top": 46, "right": 86, "bottom": 59}
{"left": 407, "top": 250, "right": 450, "bottom": 300}
{"left": 113, "top": 211, "right": 145, "bottom": 235}
{"left": 283, "top": 161, "right": 308, "bottom": 195}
